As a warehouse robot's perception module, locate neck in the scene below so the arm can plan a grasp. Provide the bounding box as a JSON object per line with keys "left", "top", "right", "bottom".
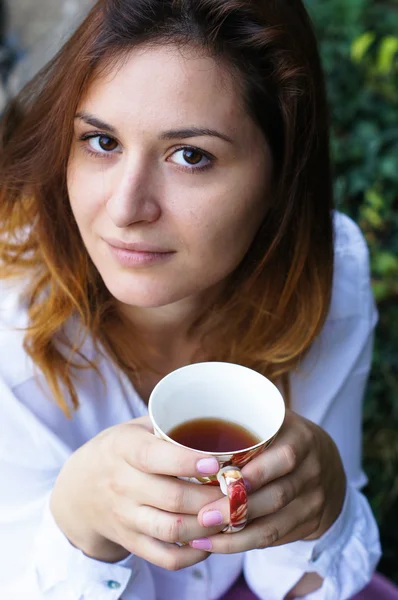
{"left": 122, "top": 299, "right": 201, "bottom": 345}
{"left": 113, "top": 289, "right": 223, "bottom": 403}
{"left": 117, "top": 288, "right": 219, "bottom": 355}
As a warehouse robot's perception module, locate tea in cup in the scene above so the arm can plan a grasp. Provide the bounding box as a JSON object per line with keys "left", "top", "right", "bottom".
{"left": 148, "top": 362, "right": 285, "bottom": 533}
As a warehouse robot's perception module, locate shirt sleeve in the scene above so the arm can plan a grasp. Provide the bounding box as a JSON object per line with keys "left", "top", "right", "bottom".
{"left": 243, "top": 214, "right": 382, "bottom": 600}
{"left": 0, "top": 376, "right": 136, "bottom": 599}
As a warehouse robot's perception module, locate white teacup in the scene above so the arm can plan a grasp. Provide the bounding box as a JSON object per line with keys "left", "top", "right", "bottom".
{"left": 149, "top": 362, "right": 285, "bottom": 533}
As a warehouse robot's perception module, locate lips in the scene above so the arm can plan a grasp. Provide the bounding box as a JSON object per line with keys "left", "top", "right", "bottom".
{"left": 102, "top": 237, "right": 175, "bottom": 268}
{"left": 103, "top": 237, "right": 173, "bottom": 254}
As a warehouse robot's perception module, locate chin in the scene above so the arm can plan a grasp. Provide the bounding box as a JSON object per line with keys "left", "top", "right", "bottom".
{"left": 102, "top": 274, "right": 196, "bottom": 309}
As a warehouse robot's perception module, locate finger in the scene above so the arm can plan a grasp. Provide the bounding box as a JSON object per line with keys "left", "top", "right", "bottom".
{"left": 271, "top": 518, "right": 320, "bottom": 546}
{"left": 129, "top": 415, "right": 155, "bottom": 433}
{"left": 241, "top": 412, "right": 313, "bottom": 491}
{"left": 191, "top": 491, "right": 317, "bottom": 555}
{"left": 135, "top": 505, "right": 226, "bottom": 544}
{"left": 246, "top": 455, "right": 319, "bottom": 520}
{"left": 142, "top": 473, "right": 224, "bottom": 514}
{"left": 109, "top": 461, "right": 223, "bottom": 516}
{"left": 119, "top": 424, "right": 221, "bottom": 477}
{"left": 198, "top": 456, "right": 315, "bottom": 527}
{"left": 121, "top": 530, "right": 210, "bottom": 571}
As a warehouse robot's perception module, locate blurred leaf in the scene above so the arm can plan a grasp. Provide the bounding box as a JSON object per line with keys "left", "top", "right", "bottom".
{"left": 372, "top": 251, "right": 398, "bottom": 275}
{"left": 379, "top": 155, "right": 398, "bottom": 180}
{"left": 372, "top": 280, "right": 391, "bottom": 301}
{"left": 351, "top": 31, "right": 376, "bottom": 62}
{"left": 361, "top": 205, "right": 383, "bottom": 228}
{"left": 377, "top": 36, "right": 398, "bottom": 74}
{"left": 366, "top": 188, "right": 384, "bottom": 210}
{"left": 306, "top": 0, "right": 398, "bottom": 584}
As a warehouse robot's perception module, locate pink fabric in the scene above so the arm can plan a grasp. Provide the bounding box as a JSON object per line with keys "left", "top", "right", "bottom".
{"left": 219, "top": 573, "right": 398, "bottom": 600}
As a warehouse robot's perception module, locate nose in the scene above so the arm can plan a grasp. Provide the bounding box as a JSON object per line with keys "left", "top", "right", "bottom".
{"left": 106, "top": 157, "right": 161, "bottom": 228}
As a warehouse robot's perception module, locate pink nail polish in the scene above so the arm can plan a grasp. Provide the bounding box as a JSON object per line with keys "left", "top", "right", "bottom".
{"left": 190, "top": 538, "right": 212, "bottom": 551}
{"left": 202, "top": 510, "right": 223, "bottom": 527}
{"left": 196, "top": 457, "right": 219, "bottom": 474}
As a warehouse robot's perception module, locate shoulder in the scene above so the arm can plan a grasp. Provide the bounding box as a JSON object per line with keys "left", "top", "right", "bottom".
{"left": 333, "top": 211, "right": 370, "bottom": 267}
{"left": 328, "top": 211, "right": 376, "bottom": 324}
{"left": 290, "top": 213, "right": 377, "bottom": 423}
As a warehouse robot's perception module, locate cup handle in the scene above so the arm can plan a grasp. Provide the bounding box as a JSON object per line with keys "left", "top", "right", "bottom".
{"left": 217, "top": 466, "right": 248, "bottom": 533}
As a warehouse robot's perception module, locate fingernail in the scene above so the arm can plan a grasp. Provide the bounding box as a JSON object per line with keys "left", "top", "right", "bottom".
{"left": 190, "top": 538, "right": 212, "bottom": 551}
{"left": 202, "top": 510, "right": 223, "bottom": 527}
{"left": 197, "top": 457, "right": 219, "bottom": 474}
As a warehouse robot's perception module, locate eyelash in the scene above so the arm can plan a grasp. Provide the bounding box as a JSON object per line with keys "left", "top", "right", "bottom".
{"left": 78, "top": 132, "right": 214, "bottom": 173}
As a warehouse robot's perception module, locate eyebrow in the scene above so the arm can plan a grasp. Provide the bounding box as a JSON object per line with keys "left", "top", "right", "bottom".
{"left": 159, "top": 127, "right": 233, "bottom": 144}
{"left": 75, "top": 112, "right": 117, "bottom": 133}
{"left": 75, "top": 112, "right": 234, "bottom": 144}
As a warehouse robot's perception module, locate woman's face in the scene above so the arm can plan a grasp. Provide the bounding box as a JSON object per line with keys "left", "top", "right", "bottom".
{"left": 68, "top": 45, "right": 272, "bottom": 309}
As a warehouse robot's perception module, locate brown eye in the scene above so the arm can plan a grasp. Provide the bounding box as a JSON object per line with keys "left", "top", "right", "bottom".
{"left": 98, "top": 136, "right": 118, "bottom": 151}
{"left": 182, "top": 148, "right": 203, "bottom": 165}
{"left": 168, "top": 146, "right": 213, "bottom": 171}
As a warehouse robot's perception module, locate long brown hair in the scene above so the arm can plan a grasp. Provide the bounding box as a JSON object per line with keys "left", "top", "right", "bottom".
{"left": 0, "top": 0, "right": 333, "bottom": 417}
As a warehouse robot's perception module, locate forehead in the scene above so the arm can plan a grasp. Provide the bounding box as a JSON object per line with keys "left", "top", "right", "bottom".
{"left": 80, "top": 44, "right": 248, "bottom": 131}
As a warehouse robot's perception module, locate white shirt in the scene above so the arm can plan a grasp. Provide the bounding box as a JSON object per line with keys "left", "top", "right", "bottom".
{"left": 0, "top": 212, "right": 381, "bottom": 600}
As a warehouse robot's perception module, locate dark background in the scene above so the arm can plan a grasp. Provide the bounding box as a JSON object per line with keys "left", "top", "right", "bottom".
{"left": 305, "top": 0, "right": 398, "bottom": 583}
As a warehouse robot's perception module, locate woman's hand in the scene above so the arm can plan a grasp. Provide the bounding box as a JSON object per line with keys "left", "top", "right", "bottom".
{"left": 50, "top": 416, "right": 225, "bottom": 570}
{"left": 191, "top": 409, "right": 346, "bottom": 553}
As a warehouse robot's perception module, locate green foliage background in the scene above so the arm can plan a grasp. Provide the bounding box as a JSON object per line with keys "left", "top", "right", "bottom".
{"left": 305, "top": 0, "right": 398, "bottom": 583}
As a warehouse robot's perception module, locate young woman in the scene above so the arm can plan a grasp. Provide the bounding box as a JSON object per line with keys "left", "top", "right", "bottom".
{"left": 0, "top": 0, "right": 381, "bottom": 598}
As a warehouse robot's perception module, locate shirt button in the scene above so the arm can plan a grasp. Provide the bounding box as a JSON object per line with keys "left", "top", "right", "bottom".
{"left": 107, "top": 580, "right": 122, "bottom": 589}
{"left": 191, "top": 568, "right": 204, "bottom": 580}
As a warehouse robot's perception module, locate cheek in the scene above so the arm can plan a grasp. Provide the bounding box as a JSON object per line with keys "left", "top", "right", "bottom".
{"left": 187, "top": 186, "right": 266, "bottom": 264}
{"left": 67, "top": 161, "right": 103, "bottom": 228}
